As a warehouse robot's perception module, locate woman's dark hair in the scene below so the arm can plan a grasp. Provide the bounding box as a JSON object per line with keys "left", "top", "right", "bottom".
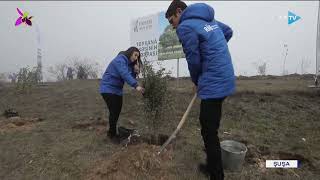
{"left": 118, "top": 46, "right": 141, "bottom": 65}
{"left": 118, "top": 46, "right": 143, "bottom": 74}
{"left": 165, "top": 0, "right": 187, "bottom": 19}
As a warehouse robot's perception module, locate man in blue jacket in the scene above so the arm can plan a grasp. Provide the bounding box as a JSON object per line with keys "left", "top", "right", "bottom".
{"left": 100, "top": 47, "right": 144, "bottom": 143}
{"left": 166, "top": 1, "right": 236, "bottom": 179}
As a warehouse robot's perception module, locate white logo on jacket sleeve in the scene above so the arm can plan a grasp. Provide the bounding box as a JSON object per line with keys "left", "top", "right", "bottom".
{"left": 204, "top": 24, "right": 219, "bottom": 32}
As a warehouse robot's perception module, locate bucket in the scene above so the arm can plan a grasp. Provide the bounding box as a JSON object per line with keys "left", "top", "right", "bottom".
{"left": 221, "top": 140, "right": 247, "bottom": 171}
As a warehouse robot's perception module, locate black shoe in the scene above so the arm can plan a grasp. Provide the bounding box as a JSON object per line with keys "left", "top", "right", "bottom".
{"left": 108, "top": 134, "right": 120, "bottom": 144}
{"left": 107, "top": 129, "right": 116, "bottom": 137}
{"left": 210, "top": 173, "right": 224, "bottom": 180}
{"left": 199, "top": 163, "right": 224, "bottom": 180}
{"left": 118, "top": 126, "right": 135, "bottom": 140}
{"left": 107, "top": 130, "right": 120, "bottom": 144}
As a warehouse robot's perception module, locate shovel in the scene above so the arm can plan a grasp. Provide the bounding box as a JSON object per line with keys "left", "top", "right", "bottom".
{"left": 157, "top": 93, "right": 197, "bottom": 155}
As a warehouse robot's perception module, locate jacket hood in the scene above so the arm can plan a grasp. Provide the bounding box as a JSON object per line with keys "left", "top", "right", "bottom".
{"left": 179, "top": 3, "right": 215, "bottom": 24}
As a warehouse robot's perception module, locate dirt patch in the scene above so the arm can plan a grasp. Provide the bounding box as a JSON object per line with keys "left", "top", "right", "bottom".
{"left": 245, "top": 144, "right": 271, "bottom": 174}
{"left": 72, "top": 119, "right": 107, "bottom": 135}
{"left": 246, "top": 144, "right": 317, "bottom": 174}
{"left": 286, "top": 90, "right": 320, "bottom": 98}
{"left": 277, "top": 151, "right": 317, "bottom": 171}
{"left": 73, "top": 120, "right": 170, "bottom": 146}
{"left": 86, "top": 143, "right": 175, "bottom": 180}
{"left": 0, "top": 116, "right": 43, "bottom": 133}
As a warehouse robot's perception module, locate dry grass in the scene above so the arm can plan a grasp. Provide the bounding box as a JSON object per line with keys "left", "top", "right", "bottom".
{"left": 0, "top": 77, "right": 319, "bottom": 179}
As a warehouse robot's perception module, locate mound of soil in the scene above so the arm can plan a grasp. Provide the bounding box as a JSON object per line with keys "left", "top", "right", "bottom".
{"left": 86, "top": 143, "right": 175, "bottom": 180}
{"left": 0, "top": 116, "right": 43, "bottom": 133}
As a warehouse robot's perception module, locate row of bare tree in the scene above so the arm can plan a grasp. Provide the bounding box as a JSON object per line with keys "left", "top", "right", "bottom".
{"left": 0, "top": 57, "right": 101, "bottom": 83}
{"left": 47, "top": 57, "right": 100, "bottom": 81}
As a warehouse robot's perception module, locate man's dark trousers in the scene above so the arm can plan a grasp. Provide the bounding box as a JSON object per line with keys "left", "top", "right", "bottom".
{"left": 200, "top": 97, "right": 225, "bottom": 180}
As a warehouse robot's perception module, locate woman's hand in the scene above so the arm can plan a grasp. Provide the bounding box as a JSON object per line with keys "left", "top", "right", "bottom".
{"left": 136, "top": 85, "right": 145, "bottom": 94}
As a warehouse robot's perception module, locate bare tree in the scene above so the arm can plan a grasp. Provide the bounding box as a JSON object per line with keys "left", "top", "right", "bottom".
{"left": 47, "top": 57, "right": 101, "bottom": 81}
{"left": 77, "top": 65, "right": 87, "bottom": 79}
{"left": 258, "top": 62, "right": 267, "bottom": 76}
{"left": 66, "top": 67, "right": 74, "bottom": 80}
{"left": 0, "top": 73, "right": 7, "bottom": 82}
{"left": 252, "top": 60, "right": 267, "bottom": 76}
{"left": 69, "top": 57, "right": 100, "bottom": 79}
{"left": 47, "top": 63, "right": 68, "bottom": 81}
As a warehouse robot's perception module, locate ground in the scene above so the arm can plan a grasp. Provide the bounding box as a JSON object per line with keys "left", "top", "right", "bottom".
{"left": 0, "top": 75, "right": 319, "bottom": 180}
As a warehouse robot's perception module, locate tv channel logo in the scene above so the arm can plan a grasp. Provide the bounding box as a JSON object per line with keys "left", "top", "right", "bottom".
{"left": 288, "top": 11, "right": 301, "bottom": 25}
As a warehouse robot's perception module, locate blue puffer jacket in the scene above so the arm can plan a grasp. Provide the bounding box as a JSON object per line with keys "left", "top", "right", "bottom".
{"left": 176, "top": 3, "right": 236, "bottom": 99}
{"left": 100, "top": 54, "right": 138, "bottom": 96}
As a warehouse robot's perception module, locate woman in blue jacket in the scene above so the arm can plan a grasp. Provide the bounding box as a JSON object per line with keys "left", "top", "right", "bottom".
{"left": 100, "top": 47, "right": 144, "bottom": 143}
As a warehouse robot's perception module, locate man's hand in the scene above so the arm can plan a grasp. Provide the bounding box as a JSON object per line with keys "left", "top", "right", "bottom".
{"left": 136, "top": 85, "right": 145, "bottom": 94}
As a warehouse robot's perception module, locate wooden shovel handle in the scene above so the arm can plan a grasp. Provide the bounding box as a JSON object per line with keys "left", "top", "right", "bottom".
{"left": 157, "top": 93, "right": 197, "bottom": 155}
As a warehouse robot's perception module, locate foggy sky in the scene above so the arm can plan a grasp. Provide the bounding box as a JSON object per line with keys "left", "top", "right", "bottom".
{"left": 0, "top": 1, "right": 319, "bottom": 81}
